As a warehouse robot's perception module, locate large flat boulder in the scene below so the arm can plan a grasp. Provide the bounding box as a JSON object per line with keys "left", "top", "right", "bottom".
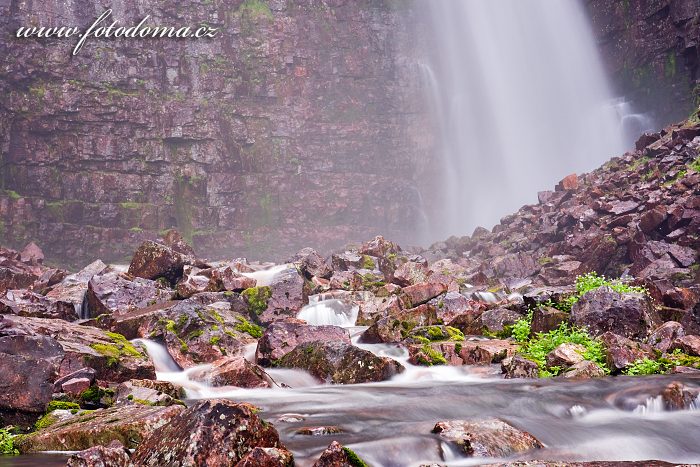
{"left": 256, "top": 320, "right": 351, "bottom": 366}
{"left": 432, "top": 418, "right": 543, "bottom": 458}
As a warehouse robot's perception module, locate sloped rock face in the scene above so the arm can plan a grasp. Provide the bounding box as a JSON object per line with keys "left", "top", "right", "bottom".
{"left": 432, "top": 418, "right": 543, "bottom": 458}
{"left": 132, "top": 400, "right": 284, "bottom": 466}
{"left": 0, "top": 0, "right": 427, "bottom": 267}
{"left": 585, "top": 0, "right": 699, "bottom": 125}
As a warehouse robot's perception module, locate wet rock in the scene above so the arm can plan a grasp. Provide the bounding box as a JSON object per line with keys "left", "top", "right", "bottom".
{"left": 0, "top": 315, "right": 155, "bottom": 384}
{"left": 359, "top": 235, "right": 402, "bottom": 259}
{"left": 660, "top": 381, "right": 700, "bottom": 410}
{"left": 647, "top": 321, "right": 685, "bottom": 353}
{"left": 258, "top": 268, "right": 308, "bottom": 325}
{"left": 546, "top": 343, "right": 585, "bottom": 369}
{"left": 18, "top": 404, "right": 184, "bottom": 452}
{"left": 570, "top": 287, "right": 661, "bottom": 339}
{"left": 207, "top": 266, "right": 257, "bottom": 293}
{"left": 132, "top": 400, "right": 284, "bottom": 466}
{"left": 0, "top": 335, "right": 63, "bottom": 417}
{"left": 174, "top": 265, "right": 210, "bottom": 299}
{"left": 161, "top": 229, "right": 196, "bottom": 257}
{"left": 431, "top": 292, "right": 481, "bottom": 325}
{"left": 392, "top": 261, "right": 429, "bottom": 287}
{"left": 45, "top": 260, "right": 109, "bottom": 317}
{"left": 189, "top": 356, "right": 270, "bottom": 388}
{"left": 431, "top": 418, "right": 543, "bottom": 457}
{"left": 62, "top": 377, "right": 92, "bottom": 396}
{"left": 0, "top": 245, "right": 47, "bottom": 295}
{"left": 19, "top": 242, "right": 44, "bottom": 265}
{"left": 236, "top": 447, "right": 295, "bottom": 467}
{"left": 639, "top": 206, "right": 667, "bottom": 233}
{"left": 115, "top": 379, "right": 184, "bottom": 407}
{"left": 0, "top": 289, "right": 78, "bottom": 321}
{"left": 66, "top": 441, "right": 132, "bottom": 467}
{"left": 289, "top": 247, "right": 332, "bottom": 279}
{"left": 360, "top": 304, "right": 440, "bottom": 344}
{"left": 313, "top": 441, "right": 367, "bottom": 467}
{"left": 501, "top": 355, "right": 539, "bottom": 379}
{"left": 85, "top": 272, "right": 173, "bottom": 319}
{"left": 276, "top": 340, "right": 404, "bottom": 384}
{"left": 400, "top": 282, "right": 447, "bottom": 308}
{"left": 53, "top": 368, "right": 96, "bottom": 392}
{"left": 558, "top": 360, "right": 606, "bottom": 379}
{"left": 600, "top": 332, "right": 654, "bottom": 373}
{"left": 256, "top": 320, "right": 351, "bottom": 366}
{"left": 295, "top": 426, "right": 343, "bottom": 436}
{"left": 530, "top": 306, "right": 569, "bottom": 334}
{"left": 128, "top": 241, "right": 191, "bottom": 284}
{"left": 669, "top": 335, "right": 700, "bottom": 356}
{"left": 478, "top": 308, "right": 523, "bottom": 335}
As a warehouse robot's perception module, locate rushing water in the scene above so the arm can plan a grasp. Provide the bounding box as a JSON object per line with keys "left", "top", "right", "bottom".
{"left": 119, "top": 297, "right": 700, "bottom": 467}
{"left": 418, "top": 1, "right": 653, "bottom": 240}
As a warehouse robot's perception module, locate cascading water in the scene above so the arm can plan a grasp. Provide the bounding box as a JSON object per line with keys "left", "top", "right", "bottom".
{"left": 418, "top": 1, "right": 651, "bottom": 239}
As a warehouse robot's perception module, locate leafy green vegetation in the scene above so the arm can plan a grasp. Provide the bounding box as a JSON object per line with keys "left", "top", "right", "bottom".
{"left": 548, "top": 272, "right": 647, "bottom": 312}
{"left": 689, "top": 157, "right": 700, "bottom": 173}
{"left": 0, "top": 429, "right": 18, "bottom": 455}
{"left": 624, "top": 358, "right": 667, "bottom": 376}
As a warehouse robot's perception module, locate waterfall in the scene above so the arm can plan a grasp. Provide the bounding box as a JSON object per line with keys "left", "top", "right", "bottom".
{"left": 297, "top": 297, "right": 359, "bottom": 327}
{"left": 419, "top": 1, "right": 646, "bottom": 239}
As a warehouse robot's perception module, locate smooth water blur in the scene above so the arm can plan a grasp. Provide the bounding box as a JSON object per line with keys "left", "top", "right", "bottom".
{"left": 419, "top": 1, "right": 650, "bottom": 239}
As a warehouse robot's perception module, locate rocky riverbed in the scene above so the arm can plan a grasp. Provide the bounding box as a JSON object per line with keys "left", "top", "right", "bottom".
{"left": 0, "top": 117, "right": 699, "bottom": 465}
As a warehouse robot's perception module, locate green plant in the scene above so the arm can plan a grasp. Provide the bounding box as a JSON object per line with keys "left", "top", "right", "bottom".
{"left": 234, "top": 317, "right": 263, "bottom": 338}
{"left": 241, "top": 286, "right": 272, "bottom": 315}
{"left": 0, "top": 429, "right": 18, "bottom": 455}
{"left": 46, "top": 401, "right": 80, "bottom": 412}
{"left": 511, "top": 311, "right": 533, "bottom": 342}
{"left": 689, "top": 157, "right": 700, "bottom": 173}
{"left": 549, "top": 272, "right": 647, "bottom": 312}
{"left": 624, "top": 357, "right": 669, "bottom": 376}
{"left": 342, "top": 446, "right": 368, "bottom": 467}
{"left": 517, "top": 322, "right": 608, "bottom": 378}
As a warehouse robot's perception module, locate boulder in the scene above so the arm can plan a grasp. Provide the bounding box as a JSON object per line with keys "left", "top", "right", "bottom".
{"left": 545, "top": 343, "right": 585, "bottom": 369}
{"left": 392, "top": 261, "right": 429, "bottom": 287}
{"left": 207, "top": 266, "right": 257, "bottom": 292}
{"left": 660, "top": 381, "right": 700, "bottom": 410}
{"left": 276, "top": 340, "right": 404, "bottom": 384}
{"left": 289, "top": 248, "right": 332, "bottom": 279}
{"left": 85, "top": 272, "right": 173, "bottom": 318}
{"left": 237, "top": 447, "right": 295, "bottom": 467}
{"left": 175, "top": 265, "right": 210, "bottom": 299}
{"left": 501, "top": 356, "right": 539, "bottom": 379}
{"left": 431, "top": 292, "right": 482, "bottom": 325}
{"left": 66, "top": 441, "right": 132, "bottom": 467}
{"left": 313, "top": 441, "right": 367, "bottom": 467}
{"left": 647, "top": 321, "right": 685, "bottom": 353}
{"left": 530, "top": 306, "right": 569, "bottom": 334}
{"left": 189, "top": 356, "right": 270, "bottom": 388}
{"left": 68, "top": 448, "right": 130, "bottom": 467}
{"left": 0, "top": 289, "right": 78, "bottom": 321}
{"left": 45, "top": 260, "right": 109, "bottom": 317}
{"left": 0, "top": 315, "right": 155, "bottom": 384}
{"left": 0, "top": 335, "right": 63, "bottom": 417}
{"left": 570, "top": 287, "right": 661, "bottom": 339}
{"left": 408, "top": 339, "right": 517, "bottom": 366}
{"left": 431, "top": 418, "right": 543, "bottom": 457}
{"left": 257, "top": 269, "right": 308, "bottom": 325}
{"left": 399, "top": 282, "right": 447, "bottom": 308}
{"left": 115, "top": 379, "right": 184, "bottom": 407}
{"left": 669, "top": 335, "right": 700, "bottom": 356}
{"left": 132, "top": 400, "right": 284, "bottom": 466}
{"left": 360, "top": 304, "right": 440, "bottom": 344}
{"left": 478, "top": 308, "right": 523, "bottom": 335}
{"left": 17, "top": 404, "right": 184, "bottom": 452}
{"left": 558, "top": 360, "right": 606, "bottom": 379}
{"left": 128, "top": 241, "right": 191, "bottom": 283}
{"left": 256, "top": 320, "right": 351, "bottom": 366}
{"left": 600, "top": 332, "right": 654, "bottom": 373}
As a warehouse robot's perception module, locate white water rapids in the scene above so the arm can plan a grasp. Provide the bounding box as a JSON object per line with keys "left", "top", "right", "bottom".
{"left": 121, "top": 296, "right": 700, "bottom": 467}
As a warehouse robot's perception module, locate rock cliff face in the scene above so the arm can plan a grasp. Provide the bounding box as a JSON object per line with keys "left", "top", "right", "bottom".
{"left": 585, "top": 0, "right": 700, "bottom": 125}
{"left": 0, "top": 0, "right": 428, "bottom": 267}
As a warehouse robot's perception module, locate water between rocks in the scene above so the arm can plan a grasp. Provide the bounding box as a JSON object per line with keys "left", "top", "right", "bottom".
{"left": 9, "top": 299, "right": 700, "bottom": 467}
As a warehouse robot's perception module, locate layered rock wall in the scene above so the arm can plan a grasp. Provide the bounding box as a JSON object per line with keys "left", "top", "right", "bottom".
{"left": 0, "top": 0, "right": 428, "bottom": 267}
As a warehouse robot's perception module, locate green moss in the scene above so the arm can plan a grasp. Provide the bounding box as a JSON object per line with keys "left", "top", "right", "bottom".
{"left": 454, "top": 342, "right": 462, "bottom": 354}
{"left": 241, "top": 286, "right": 272, "bottom": 315}
{"left": 361, "top": 255, "right": 375, "bottom": 270}
{"left": 446, "top": 326, "right": 465, "bottom": 341}
{"left": 129, "top": 227, "right": 144, "bottom": 233}
{"left": 0, "top": 428, "right": 18, "bottom": 455}
{"left": 417, "top": 343, "right": 447, "bottom": 366}
{"left": 188, "top": 329, "right": 204, "bottom": 340}
{"left": 46, "top": 401, "right": 80, "bottom": 412}
{"left": 104, "top": 332, "right": 143, "bottom": 358}
{"left": 688, "top": 157, "right": 700, "bottom": 173}
{"left": 342, "top": 446, "right": 368, "bottom": 467}
{"left": 33, "top": 413, "right": 57, "bottom": 431}
{"left": 119, "top": 201, "right": 141, "bottom": 209}
{"left": 234, "top": 317, "right": 263, "bottom": 338}
{"left": 426, "top": 326, "right": 444, "bottom": 340}
{"left": 4, "top": 190, "right": 21, "bottom": 200}
{"left": 80, "top": 386, "right": 114, "bottom": 403}
{"left": 209, "top": 335, "right": 221, "bottom": 345}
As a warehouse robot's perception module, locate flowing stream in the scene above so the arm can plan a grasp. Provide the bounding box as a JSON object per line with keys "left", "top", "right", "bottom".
{"left": 418, "top": 1, "right": 654, "bottom": 240}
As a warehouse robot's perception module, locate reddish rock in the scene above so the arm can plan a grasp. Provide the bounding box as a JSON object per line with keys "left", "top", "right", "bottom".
{"left": 115, "top": 379, "right": 184, "bottom": 407}
{"left": 478, "top": 308, "right": 523, "bottom": 335}
{"left": 66, "top": 441, "right": 132, "bottom": 467}
{"left": 392, "top": 261, "right": 429, "bottom": 287}
{"left": 600, "top": 332, "right": 654, "bottom": 373}
{"left": 53, "top": 368, "right": 96, "bottom": 392}
{"left": 546, "top": 343, "right": 585, "bottom": 369}
{"left": 639, "top": 206, "right": 667, "bottom": 233}
{"left": 0, "top": 289, "right": 78, "bottom": 321}
{"left": 431, "top": 292, "right": 482, "bottom": 325}
{"left": 432, "top": 418, "right": 543, "bottom": 457}
{"left": 161, "top": 229, "right": 196, "bottom": 257}
{"left": 18, "top": 404, "right": 184, "bottom": 452}
{"left": 400, "top": 282, "right": 447, "bottom": 308}
{"left": 661, "top": 381, "right": 700, "bottom": 410}
{"left": 128, "top": 241, "right": 190, "bottom": 283}
{"left": 558, "top": 360, "right": 606, "bottom": 379}
{"left": 20, "top": 242, "right": 44, "bottom": 265}
{"left": 259, "top": 268, "right": 308, "bottom": 325}
{"left": 557, "top": 173, "right": 579, "bottom": 191}
{"left": 571, "top": 288, "right": 661, "bottom": 339}
{"left": 276, "top": 340, "right": 404, "bottom": 384}
{"left": 256, "top": 320, "right": 351, "bottom": 366}
{"left": 359, "top": 235, "right": 402, "bottom": 259}
{"left": 530, "top": 306, "right": 569, "bottom": 334}
{"left": 647, "top": 321, "right": 685, "bottom": 353}
{"left": 132, "top": 400, "right": 284, "bottom": 466}
{"left": 86, "top": 271, "right": 173, "bottom": 318}
{"left": 189, "top": 356, "right": 270, "bottom": 388}
{"left": 289, "top": 248, "right": 332, "bottom": 279}
{"left": 501, "top": 355, "right": 539, "bottom": 379}
{"left": 207, "top": 266, "right": 257, "bottom": 292}
{"left": 313, "top": 441, "right": 367, "bottom": 467}
{"left": 175, "top": 265, "right": 210, "bottom": 299}
{"left": 61, "top": 377, "right": 92, "bottom": 396}
{"left": 669, "top": 335, "right": 700, "bottom": 356}
{"left": 236, "top": 447, "right": 295, "bottom": 467}
{"left": 408, "top": 339, "right": 516, "bottom": 366}
{"left": 45, "top": 260, "right": 109, "bottom": 317}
